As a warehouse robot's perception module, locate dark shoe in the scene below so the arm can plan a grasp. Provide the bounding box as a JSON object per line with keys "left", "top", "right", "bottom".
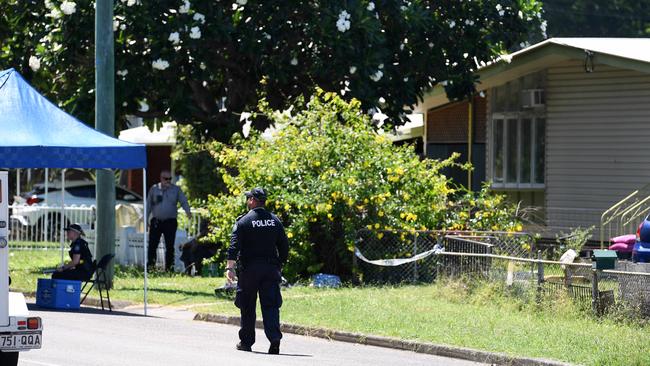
{"left": 268, "top": 340, "right": 280, "bottom": 355}
{"left": 236, "top": 342, "right": 252, "bottom": 352}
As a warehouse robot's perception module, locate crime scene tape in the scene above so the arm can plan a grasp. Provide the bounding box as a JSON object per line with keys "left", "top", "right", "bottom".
{"left": 354, "top": 244, "right": 444, "bottom": 266}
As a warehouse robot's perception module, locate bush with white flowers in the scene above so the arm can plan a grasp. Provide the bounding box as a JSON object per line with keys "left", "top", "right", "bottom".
{"left": 3, "top": 0, "right": 544, "bottom": 145}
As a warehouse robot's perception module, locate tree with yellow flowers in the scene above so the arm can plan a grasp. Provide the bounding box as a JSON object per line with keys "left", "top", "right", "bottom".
{"left": 205, "top": 91, "right": 520, "bottom": 280}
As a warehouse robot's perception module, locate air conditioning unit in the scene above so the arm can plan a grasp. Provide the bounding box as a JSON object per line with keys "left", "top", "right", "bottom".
{"left": 521, "top": 89, "right": 545, "bottom": 108}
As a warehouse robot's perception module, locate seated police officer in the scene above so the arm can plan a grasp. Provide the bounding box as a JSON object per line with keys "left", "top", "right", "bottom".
{"left": 52, "top": 224, "right": 93, "bottom": 281}
{"left": 226, "top": 188, "right": 289, "bottom": 355}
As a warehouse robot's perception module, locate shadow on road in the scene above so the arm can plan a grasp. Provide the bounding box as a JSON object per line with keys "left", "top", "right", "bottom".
{"left": 27, "top": 303, "right": 144, "bottom": 318}
{"left": 251, "top": 351, "right": 313, "bottom": 358}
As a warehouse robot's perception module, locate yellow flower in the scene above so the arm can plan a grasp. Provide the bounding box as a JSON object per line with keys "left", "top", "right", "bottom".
{"left": 327, "top": 213, "right": 334, "bottom": 221}
{"left": 313, "top": 161, "right": 321, "bottom": 167}
{"left": 284, "top": 204, "right": 290, "bottom": 211}
{"left": 363, "top": 198, "right": 369, "bottom": 204}
{"left": 287, "top": 232, "right": 294, "bottom": 239}
{"left": 377, "top": 232, "right": 384, "bottom": 239}
{"left": 395, "top": 167, "right": 405, "bottom": 175}
{"left": 325, "top": 204, "right": 333, "bottom": 211}
{"left": 400, "top": 213, "right": 406, "bottom": 219}
{"left": 387, "top": 168, "right": 393, "bottom": 174}
{"left": 378, "top": 211, "right": 384, "bottom": 217}
{"left": 515, "top": 224, "right": 523, "bottom": 232}
{"left": 402, "top": 193, "right": 411, "bottom": 200}
{"left": 366, "top": 224, "right": 373, "bottom": 230}
{"left": 347, "top": 177, "right": 356, "bottom": 185}
{"left": 374, "top": 223, "right": 380, "bottom": 229}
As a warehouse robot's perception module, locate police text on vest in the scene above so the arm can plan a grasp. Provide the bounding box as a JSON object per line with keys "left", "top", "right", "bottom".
{"left": 252, "top": 219, "right": 276, "bottom": 228}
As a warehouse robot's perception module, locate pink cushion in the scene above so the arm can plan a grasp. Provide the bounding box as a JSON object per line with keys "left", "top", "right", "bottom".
{"left": 609, "top": 243, "right": 634, "bottom": 252}
{"left": 610, "top": 234, "right": 637, "bottom": 245}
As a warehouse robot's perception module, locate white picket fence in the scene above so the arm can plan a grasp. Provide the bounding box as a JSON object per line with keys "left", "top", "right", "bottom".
{"left": 9, "top": 204, "right": 96, "bottom": 243}
{"left": 86, "top": 227, "right": 190, "bottom": 270}
{"left": 9, "top": 203, "right": 207, "bottom": 271}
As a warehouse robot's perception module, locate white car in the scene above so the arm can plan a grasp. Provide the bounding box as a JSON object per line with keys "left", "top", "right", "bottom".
{"left": 11, "top": 181, "right": 142, "bottom": 241}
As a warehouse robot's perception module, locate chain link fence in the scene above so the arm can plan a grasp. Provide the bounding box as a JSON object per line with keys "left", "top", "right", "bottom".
{"left": 355, "top": 230, "right": 650, "bottom": 316}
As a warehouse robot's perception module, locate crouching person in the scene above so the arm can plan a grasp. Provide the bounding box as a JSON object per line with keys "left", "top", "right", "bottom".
{"left": 52, "top": 224, "right": 93, "bottom": 281}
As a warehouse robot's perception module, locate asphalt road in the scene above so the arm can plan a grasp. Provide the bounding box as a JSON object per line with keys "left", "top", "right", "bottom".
{"left": 18, "top": 304, "right": 487, "bottom": 366}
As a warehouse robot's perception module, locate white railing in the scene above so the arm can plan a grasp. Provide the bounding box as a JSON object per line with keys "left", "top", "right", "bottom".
{"left": 9, "top": 204, "right": 206, "bottom": 265}
{"left": 600, "top": 184, "right": 650, "bottom": 247}
{"left": 9, "top": 203, "right": 95, "bottom": 243}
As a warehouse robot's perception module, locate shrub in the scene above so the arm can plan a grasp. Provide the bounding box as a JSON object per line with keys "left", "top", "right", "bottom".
{"left": 173, "top": 124, "right": 225, "bottom": 200}
{"left": 204, "top": 91, "right": 521, "bottom": 280}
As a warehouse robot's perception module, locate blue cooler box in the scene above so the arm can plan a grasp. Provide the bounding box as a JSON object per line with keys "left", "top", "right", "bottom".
{"left": 36, "top": 279, "right": 82, "bottom": 310}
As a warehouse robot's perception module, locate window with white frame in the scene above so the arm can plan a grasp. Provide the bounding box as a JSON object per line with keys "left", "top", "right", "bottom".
{"left": 491, "top": 113, "right": 545, "bottom": 188}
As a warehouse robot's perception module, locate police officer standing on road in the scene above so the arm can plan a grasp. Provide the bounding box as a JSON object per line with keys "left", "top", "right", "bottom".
{"left": 226, "top": 188, "right": 289, "bottom": 355}
{"left": 147, "top": 170, "right": 192, "bottom": 271}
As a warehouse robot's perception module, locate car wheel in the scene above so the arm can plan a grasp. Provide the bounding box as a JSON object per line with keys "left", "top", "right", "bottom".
{"left": 0, "top": 350, "right": 19, "bottom": 366}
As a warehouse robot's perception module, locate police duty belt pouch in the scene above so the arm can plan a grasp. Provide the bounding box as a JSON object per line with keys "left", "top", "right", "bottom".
{"left": 36, "top": 279, "right": 82, "bottom": 310}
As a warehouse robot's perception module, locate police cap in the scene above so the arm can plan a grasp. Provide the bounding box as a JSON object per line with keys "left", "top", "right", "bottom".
{"left": 64, "top": 223, "right": 85, "bottom": 236}
{"left": 245, "top": 187, "right": 267, "bottom": 201}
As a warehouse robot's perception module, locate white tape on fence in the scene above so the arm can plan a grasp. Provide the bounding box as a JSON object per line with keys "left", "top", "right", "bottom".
{"left": 354, "top": 245, "right": 444, "bottom": 266}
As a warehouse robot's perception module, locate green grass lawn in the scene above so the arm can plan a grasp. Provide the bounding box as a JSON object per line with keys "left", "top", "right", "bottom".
{"left": 10, "top": 250, "right": 650, "bottom": 366}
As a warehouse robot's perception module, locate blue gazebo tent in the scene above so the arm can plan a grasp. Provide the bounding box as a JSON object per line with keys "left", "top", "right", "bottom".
{"left": 0, "top": 68, "right": 145, "bottom": 169}
{"left": 0, "top": 68, "right": 153, "bottom": 314}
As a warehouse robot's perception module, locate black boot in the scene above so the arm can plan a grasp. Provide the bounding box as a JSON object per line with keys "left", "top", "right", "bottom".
{"left": 236, "top": 342, "right": 252, "bottom": 352}
{"left": 268, "top": 340, "right": 280, "bottom": 355}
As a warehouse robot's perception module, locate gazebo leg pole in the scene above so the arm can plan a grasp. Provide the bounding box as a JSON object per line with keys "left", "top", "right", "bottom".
{"left": 143, "top": 168, "right": 148, "bottom": 316}
{"left": 60, "top": 169, "right": 66, "bottom": 266}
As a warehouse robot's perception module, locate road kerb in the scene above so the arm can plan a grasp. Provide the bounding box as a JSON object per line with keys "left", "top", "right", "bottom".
{"left": 193, "top": 312, "right": 572, "bottom": 366}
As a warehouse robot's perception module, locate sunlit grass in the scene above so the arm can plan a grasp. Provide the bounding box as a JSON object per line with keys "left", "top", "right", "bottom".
{"left": 10, "top": 250, "right": 650, "bottom": 365}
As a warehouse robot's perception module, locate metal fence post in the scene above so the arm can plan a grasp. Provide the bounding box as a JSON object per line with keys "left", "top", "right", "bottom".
{"left": 413, "top": 232, "right": 418, "bottom": 284}
{"left": 536, "top": 251, "right": 544, "bottom": 303}
{"left": 537, "top": 251, "right": 544, "bottom": 285}
{"left": 591, "top": 269, "right": 599, "bottom": 315}
{"left": 352, "top": 237, "right": 359, "bottom": 285}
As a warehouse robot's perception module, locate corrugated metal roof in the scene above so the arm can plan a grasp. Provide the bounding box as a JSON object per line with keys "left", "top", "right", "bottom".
{"left": 507, "top": 38, "right": 650, "bottom": 64}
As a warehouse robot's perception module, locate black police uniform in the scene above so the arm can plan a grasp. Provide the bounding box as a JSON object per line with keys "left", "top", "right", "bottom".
{"left": 52, "top": 237, "right": 94, "bottom": 281}
{"left": 228, "top": 206, "right": 289, "bottom": 347}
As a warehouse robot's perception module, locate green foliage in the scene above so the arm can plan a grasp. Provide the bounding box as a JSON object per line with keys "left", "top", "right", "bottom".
{"left": 205, "top": 91, "right": 520, "bottom": 280}
{"left": 555, "top": 226, "right": 594, "bottom": 258}
{"left": 1, "top": 0, "right": 543, "bottom": 139}
{"left": 543, "top": 0, "right": 650, "bottom": 38}
{"left": 172, "top": 124, "right": 224, "bottom": 200}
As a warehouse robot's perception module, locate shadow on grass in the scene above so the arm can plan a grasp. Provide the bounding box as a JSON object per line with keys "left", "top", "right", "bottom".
{"left": 117, "top": 286, "right": 216, "bottom": 298}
